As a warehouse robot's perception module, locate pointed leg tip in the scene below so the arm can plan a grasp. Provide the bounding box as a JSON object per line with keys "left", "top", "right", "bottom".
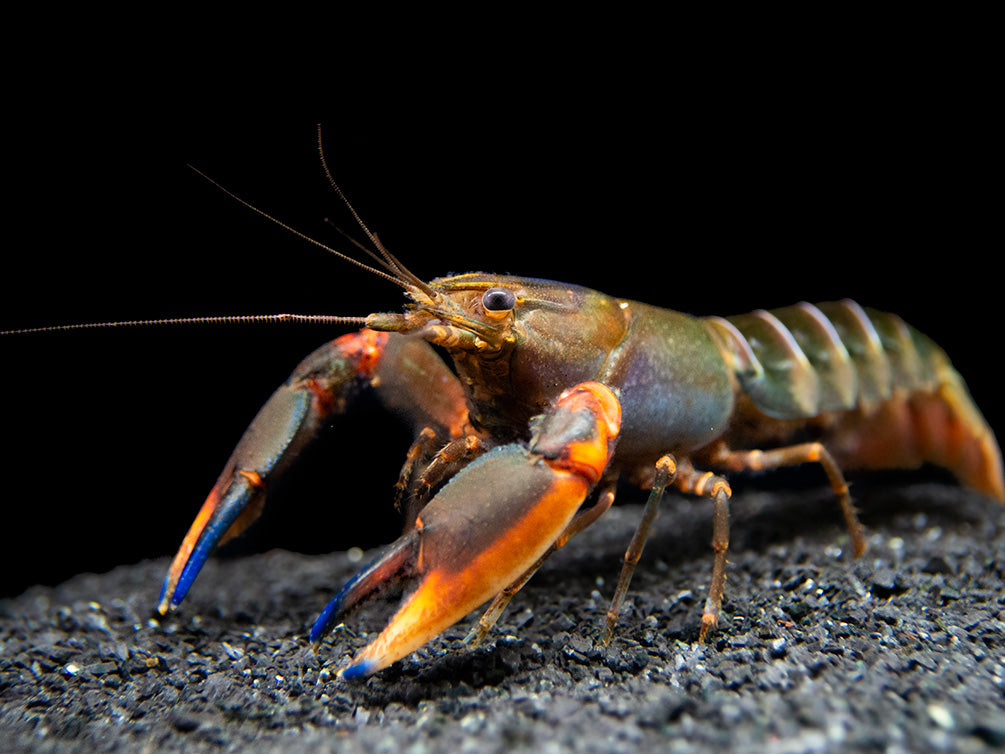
{"left": 599, "top": 626, "right": 614, "bottom": 648}
{"left": 698, "top": 613, "right": 717, "bottom": 643}
{"left": 461, "top": 627, "right": 485, "bottom": 647}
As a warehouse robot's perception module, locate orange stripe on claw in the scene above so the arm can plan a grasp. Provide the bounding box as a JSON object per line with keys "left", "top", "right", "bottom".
{"left": 544, "top": 382, "right": 621, "bottom": 484}
{"left": 158, "top": 485, "right": 221, "bottom": 614}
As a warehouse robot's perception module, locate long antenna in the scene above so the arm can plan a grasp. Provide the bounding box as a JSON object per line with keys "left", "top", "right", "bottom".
{"left": 1, "top": 314, "right": 367, "bottom": 336}
{"left": 5, "top": 130, "right": 432, "bottom": 337}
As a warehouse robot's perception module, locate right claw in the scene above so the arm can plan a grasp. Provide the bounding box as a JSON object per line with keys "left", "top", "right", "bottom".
{"left": 310, "top": 382, "right": 622, "bottom": 679}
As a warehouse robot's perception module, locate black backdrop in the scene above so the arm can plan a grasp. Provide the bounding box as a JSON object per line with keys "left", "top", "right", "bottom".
{"left": 3, "top": 90, "right": 999, "bottom": 599}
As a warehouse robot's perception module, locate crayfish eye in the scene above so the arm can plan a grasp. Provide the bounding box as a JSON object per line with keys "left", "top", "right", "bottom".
{"left": 481, "top": 287, "right": 516, "bottom": 319}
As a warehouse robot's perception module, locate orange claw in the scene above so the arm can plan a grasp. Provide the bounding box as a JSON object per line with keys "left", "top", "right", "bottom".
{"left": 533, "top": 381, "right": 622, "bottom": 484}
{"left": 311, "top": 381, "right": 621, "bottom": 678}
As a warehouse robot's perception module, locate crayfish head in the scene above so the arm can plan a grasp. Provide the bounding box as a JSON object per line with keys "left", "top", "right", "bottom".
{"left": 367, "top": 273, "right": 630, "bottom": 438}
{"left": 364, "top": 274, "right": 523, "bottom": 355}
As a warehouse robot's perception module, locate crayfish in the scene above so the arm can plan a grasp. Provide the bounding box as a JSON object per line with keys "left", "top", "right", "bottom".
{"left": 141, "top": 148, "right": 1004, "bottom": 680}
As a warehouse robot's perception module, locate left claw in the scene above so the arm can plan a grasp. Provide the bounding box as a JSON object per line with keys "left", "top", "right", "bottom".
{"left": 311, "top": 381, "right": 622, "bottom": 679}
{"left": 157, "top": 330, "right": 468, "bottom": 615}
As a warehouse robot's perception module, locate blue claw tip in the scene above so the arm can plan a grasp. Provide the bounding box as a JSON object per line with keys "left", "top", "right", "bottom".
{"left": 339, "top": 658, "right": 376, "bottom": 681}
{"left": 157, "top": 555, "right": 201, "bottom": 613}
{"left": 169, "top": 556, "right": 203, "bottom": 609}
{"left": 309, "top": 576, "right": 356, "bottom": 643}
{"left": 157, "top": 579, "right": 171, "bottom": 609}
{"left": 159, "top": 484, "right": 249, "bottom": 613}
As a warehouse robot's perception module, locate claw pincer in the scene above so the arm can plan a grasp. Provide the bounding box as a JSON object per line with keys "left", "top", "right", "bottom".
{"left": 311, "top": 382, "right": 621, "bottom": 679}
{"left": 158, "top": 329, "right": 467, "bottom": 614}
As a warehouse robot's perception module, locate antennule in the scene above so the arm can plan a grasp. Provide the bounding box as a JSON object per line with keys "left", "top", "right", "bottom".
{"left": 315, "top": 124, "right": 438, "bottom": 300}
{"left": 187, "top": 165, "right": 411, "bottom": 292}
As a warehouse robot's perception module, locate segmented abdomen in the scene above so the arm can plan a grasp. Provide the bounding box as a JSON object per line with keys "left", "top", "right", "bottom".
{"left": 706, "top": 300, "right": 938, "bottom": 418}
{"left": 704, "top": 300, "right": 1004, "bottom": 501}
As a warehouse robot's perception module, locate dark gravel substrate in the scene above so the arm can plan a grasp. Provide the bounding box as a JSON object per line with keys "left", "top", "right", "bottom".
{"left": 2, "top": 483, "right": 1003, "bottom": 753}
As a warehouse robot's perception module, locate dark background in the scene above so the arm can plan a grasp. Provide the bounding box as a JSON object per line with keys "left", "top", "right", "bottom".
{"left": 2, "top": 73, "right": 999, "bottom": 598}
